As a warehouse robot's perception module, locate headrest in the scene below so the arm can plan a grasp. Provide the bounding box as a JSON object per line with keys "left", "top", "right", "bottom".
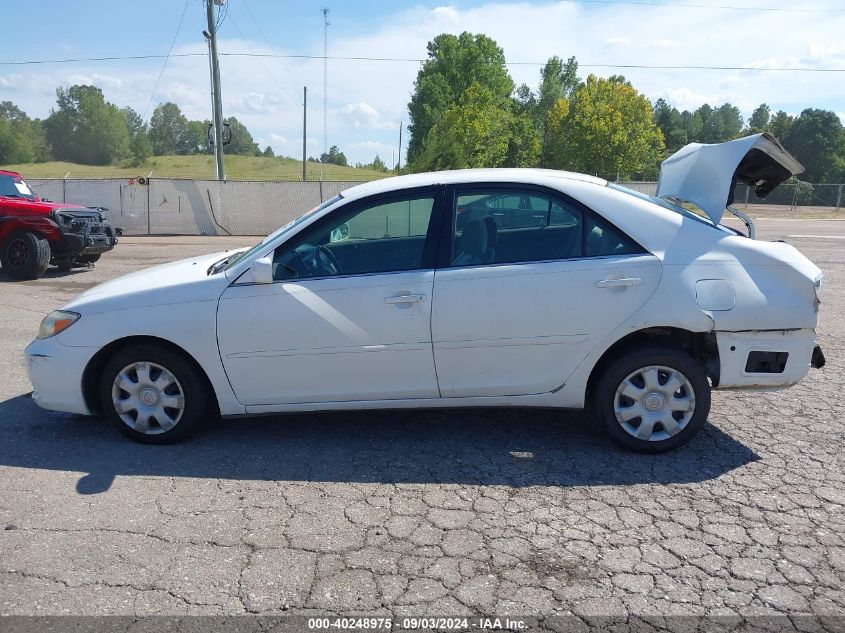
{"left": 460, "top": 219, "right": 488, "bottom": 258}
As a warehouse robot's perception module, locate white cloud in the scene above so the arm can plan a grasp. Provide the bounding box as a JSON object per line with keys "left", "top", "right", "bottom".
{"left": 270, "top": 134, "right": 289, "bottom": 145}
{"left": 339, "top": 102, "right": 395, "bottom": 130}
{"left": 605, "top": 37, "right": 629, "bottom": 46}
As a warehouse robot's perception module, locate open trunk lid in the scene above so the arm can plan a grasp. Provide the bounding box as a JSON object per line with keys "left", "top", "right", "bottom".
{"left": 656, "top": 132, "right": 804, "bottom": 225}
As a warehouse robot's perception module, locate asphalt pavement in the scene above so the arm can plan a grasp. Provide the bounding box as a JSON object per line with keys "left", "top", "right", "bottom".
{"left": 0, "top": 221, "right": 842, "bottom": 622}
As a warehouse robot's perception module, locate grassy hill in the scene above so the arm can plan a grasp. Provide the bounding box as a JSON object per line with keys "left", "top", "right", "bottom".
{"left": 1, "top": 154, "right": 391, "bottom": 182}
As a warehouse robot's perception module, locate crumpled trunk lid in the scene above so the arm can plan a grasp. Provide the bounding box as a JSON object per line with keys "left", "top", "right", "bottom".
{"left": 656, "top": 133, "right": 804, "bottom": 225}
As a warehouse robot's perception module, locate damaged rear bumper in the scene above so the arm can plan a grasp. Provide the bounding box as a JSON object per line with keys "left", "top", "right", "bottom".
{"left": 715, "top": 329, "right": 823, "bottom": 390}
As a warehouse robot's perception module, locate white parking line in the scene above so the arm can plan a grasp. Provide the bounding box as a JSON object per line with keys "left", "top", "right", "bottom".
{"left": 788, "top": 234, "right": 845, "bottom": 239}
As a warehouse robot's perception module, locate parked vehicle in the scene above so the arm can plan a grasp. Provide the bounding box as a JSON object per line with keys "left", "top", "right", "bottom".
{"left": 26, "top": 134, "right": 825, "bottom": 452}
{"left": 0, "top": 170, "right": 118, "bottom": 279}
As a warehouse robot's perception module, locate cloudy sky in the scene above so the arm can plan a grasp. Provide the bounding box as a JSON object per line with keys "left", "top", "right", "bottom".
{"left": 2, "top": 0, "right": 844, "bottom": 165}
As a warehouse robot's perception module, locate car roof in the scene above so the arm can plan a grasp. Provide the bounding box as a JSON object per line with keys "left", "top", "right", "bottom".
{"left": 340, "top": 168, "right": 607, "bottom": 201}
{"left": 0, "top": 170, "right": 21, "bottom": 177}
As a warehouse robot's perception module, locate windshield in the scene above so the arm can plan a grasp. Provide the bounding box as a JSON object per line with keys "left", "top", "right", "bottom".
{"left": 608, "top": 183, "right": 723, "bottom": 229}
{"left": 215, "top": 194, "right": 343, "bottom": 273}
{"left": 0, "top": 174, "right": 36, "bottom": 199}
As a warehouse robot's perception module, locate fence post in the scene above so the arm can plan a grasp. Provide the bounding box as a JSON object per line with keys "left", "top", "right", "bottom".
{"left": 744, "top": 185, "right": 750, "bottom": 209}
{"left": 62, "top": 178, "right": 66, "bottom": 203}
{"left": 319, "top": 180, "right": 324, "bottom": 203}
{"left": 836, "top": 184, "right": 843, "bottom": 213}
{"left": 791, "top": 184, "right": 798, "bottom": 213}
{"left": 146, "top": 179, "right": 151, "bottom": 236}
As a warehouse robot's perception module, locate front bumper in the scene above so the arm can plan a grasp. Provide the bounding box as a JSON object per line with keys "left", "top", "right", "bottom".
{"left": 716, "top": 329, "right": 822, "bottom": 390}
{"left": 52, "top": 219, "right": 118, "bottom": 258}
{"left": 25, "top": 337, "right": 94, "bottom": 415}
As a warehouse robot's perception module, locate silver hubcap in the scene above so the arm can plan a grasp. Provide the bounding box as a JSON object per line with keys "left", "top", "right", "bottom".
{"left": 111, "top": 361, "right": 185, "bottom": 435}
{"left": 614, "top": 365, "right": 696, "bottom": 442}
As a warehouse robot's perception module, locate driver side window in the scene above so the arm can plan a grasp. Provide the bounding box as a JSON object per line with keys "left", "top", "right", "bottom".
{"left": 273, "top": 194, "right": 436, "bottom": 281}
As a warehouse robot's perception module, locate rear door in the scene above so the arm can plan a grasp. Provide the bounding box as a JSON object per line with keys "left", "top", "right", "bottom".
{"left": 431, "top": 184, "right": 662, "bottom": 398}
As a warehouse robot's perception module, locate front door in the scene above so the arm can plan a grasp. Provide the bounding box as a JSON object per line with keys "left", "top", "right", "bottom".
{"left": 217, "top": 189, "right": 442, "bottom": 406}
{"left": 432, "top": 185, "right": 662, "bottom": 398}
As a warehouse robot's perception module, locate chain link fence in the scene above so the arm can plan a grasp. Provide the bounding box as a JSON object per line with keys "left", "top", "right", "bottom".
{"left": 27, "top": 177, "right": 844, "bottom": 237}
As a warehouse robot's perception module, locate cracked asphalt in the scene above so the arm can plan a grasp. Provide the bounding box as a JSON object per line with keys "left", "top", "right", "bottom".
{"left": 0, "top": 220, "right": 842, "bottom": 621}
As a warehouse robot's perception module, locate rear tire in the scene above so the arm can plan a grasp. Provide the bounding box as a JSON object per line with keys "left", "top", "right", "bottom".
{"left": 593, "top": 346, "right": 711, "bottom": 453}
{"left": 98, "top": 344, "right": 209, "bottom": 444}
{"left": 1, "top": 231, "right": 50, "bottom": 280}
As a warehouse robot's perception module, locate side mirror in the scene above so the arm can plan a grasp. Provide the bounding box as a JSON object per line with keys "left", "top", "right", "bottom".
{"left": 330, "top": 223, "right": 350, "bottom": 243}
{"left": 250, "top": 256, "right": 274, "bottom": 284}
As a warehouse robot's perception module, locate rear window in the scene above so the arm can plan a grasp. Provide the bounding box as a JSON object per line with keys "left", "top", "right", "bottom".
{"left": 609, "top": 183, "right": 724, "bottom": 230}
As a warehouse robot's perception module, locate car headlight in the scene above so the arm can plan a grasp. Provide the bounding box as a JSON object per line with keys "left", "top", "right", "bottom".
{"left": 37, "top": 310, "right": 80, "bottom": 339}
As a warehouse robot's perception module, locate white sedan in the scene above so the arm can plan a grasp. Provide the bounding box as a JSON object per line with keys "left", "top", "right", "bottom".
{"left": 26, "top": 134, "right": 825, "bottom": 452}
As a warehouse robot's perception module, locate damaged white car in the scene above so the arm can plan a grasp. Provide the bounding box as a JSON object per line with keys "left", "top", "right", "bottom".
{"left": 26, "top": 133, "right": 825, "bottom": 452}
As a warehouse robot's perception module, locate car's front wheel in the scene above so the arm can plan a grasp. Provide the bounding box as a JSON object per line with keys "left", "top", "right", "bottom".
{"left": 99, "top": 344, "right": 209, "bottom": 443}
{"left": 1, "top": 231, "right": 51, "bottom": 280}
{"left": 594, "top": 346, "right": 711, "bottom": 453}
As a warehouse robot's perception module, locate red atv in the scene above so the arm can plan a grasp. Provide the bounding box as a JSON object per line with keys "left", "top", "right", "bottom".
{"left": 0, "top": 170, "right": 118, "bottom": 280}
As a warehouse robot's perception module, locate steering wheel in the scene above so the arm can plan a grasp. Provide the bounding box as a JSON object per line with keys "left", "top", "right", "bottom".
{"left": 315, "top": 244, "right": 342, "bottom": 276}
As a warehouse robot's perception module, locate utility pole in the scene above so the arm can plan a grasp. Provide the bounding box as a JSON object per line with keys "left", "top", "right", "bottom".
{"left": 302, "top": 86, "right": 307, "bottom": 181}
{"left": 205, "top": 0, "right": 225, "bottom": 180}
{"left": 397, "top": 121, "right": 402, "bottom": 172}
{"left": 322, "top": 8, "right": 329, "bottom": 156}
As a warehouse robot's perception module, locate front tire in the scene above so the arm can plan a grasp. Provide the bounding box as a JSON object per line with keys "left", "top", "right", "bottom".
{"left": 98, "top": 344, "right": 209, "bottom": 444}
{"left": 1, "top": 231, "right": 51, "bottom": 280}
{"left": 593, "top": 346, "right": 711, "bottom": 453}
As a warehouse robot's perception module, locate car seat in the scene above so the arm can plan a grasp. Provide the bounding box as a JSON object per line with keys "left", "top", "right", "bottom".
{"left": 452, "top": 218, "right": 488, "bottom": 266}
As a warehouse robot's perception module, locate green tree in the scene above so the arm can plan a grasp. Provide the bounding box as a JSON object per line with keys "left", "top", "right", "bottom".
{"left": 320, "top": 145, "right": 348, "bottom": 166}
{"left": 407, "top": 32, "right": 514, "bottom": 165}
{"left": 262, "top": 145, "right": 275, "bottom": 158}
{"left": 182, "top": 120, "right": 209, "bottom": 155}
{"left": 413, "top": 82, "right": 517, "bottom": 171}
{"left": 121, "top": 107, "right": 151, "bottom": 166}
{"left": 716, "top": 103, "right": 743, "bottom": 140}
{"left": 653, "top": 98, "right": 688, "bottom": 152}
{"left": 747, "top": 103, "right": 771, "bottom": 134}
{"left": 149, "top": 102, "right": 189, "bottom": 155}
{"left": 769, "top": 110, "right": 795, "bottom": 142}
{"left": 533, "top": 56, "right": 580, "bottom": 165}
{"left": 784, "top": 108, "right": 845, "bottom": 182}
{"left": 0, "top": 102, "right": 51, "bottom": 163}
{"left": 371, "top": 154, "right": 388, "bottom": 172}
{"left": 223, "top": 116, "right": 260, "bottom": 156}
{"left": 545, "top": 75, "right": 664, "bottom": 179}
{"left": 44, "top": 85, "right": 130, "bottom": 165}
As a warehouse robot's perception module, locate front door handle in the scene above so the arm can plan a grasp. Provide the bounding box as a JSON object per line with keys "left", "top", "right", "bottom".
{"left": 385, "top": 293, "right": 426, "bottom": 304}
{"left": 596, "top": 276, "right": 642, "bottom": 288}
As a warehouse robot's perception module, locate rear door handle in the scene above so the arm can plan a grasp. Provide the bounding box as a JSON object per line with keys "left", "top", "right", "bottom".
{"left": 596, "top": 276, "right": 642, "bottom": 288}
{"left": 385, "top": 293, "right": 426, "bottom": 304}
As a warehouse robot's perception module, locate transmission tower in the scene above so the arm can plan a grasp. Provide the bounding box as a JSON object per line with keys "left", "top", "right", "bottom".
{"left": 322, "top": 8, "right": 330, "bottom": 156}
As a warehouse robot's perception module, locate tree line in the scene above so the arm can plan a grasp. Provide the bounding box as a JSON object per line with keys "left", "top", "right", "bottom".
{"left": 0, "top": 85, "right": 269, "bottom": 167}
{"left": 406, "top": 32, "right": 845, "bottom": 183}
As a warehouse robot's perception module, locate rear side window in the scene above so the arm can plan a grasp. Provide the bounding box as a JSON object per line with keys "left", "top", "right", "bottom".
{"left": 449, "top": 188, "right": 641, "bottom": 267}
{"left": 584, "top": 215, "right": 642, "bottom": 257}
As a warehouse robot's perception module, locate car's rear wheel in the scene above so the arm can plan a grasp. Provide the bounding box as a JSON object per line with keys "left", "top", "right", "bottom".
{"left": 98, "top": 344, "right": 209, "bottom": 443}
{"left": 594, "top": 346, "right": 711, "bottom": 453}
{"left": 1, "top": 231, "right": 51, "bottom": 280}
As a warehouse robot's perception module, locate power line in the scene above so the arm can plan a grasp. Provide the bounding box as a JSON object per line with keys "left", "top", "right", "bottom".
{"left": 558, "top": 0, "right": 845, "bottom": 12}
{"left": 2, "top": 52, "right": 844, "bottom": 73}
{"left": 140, "top": 0, "right": 190, "bottom": 121}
